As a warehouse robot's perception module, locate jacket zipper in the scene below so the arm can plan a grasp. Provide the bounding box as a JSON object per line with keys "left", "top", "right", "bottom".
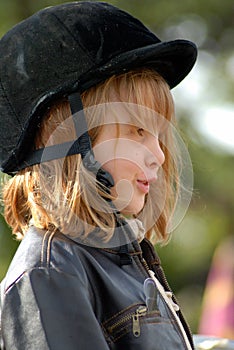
{"left": 141, "top": 256, "right": 193, "bottom": 350}
{"left": 108, "top": 305, "right": 147, "bottom": 338}
{"left": 132, "top": 305, "right": 147, "bottom": 337}
{"left": 152, "top": 262, "right": 194, "bottom": 350}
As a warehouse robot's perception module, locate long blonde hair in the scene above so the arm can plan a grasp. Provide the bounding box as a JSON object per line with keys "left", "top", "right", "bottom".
{"left": 3, "top": 68, "right": 178, "bottom": 244}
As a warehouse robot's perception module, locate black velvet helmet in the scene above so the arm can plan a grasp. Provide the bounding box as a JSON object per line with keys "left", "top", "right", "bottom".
{"left": 0, "top": 1, "right": 197, "bottom": 175}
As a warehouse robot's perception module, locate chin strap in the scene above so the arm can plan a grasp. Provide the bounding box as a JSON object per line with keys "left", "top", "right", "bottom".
{"left": 68, "top": 92, "right": 114, "bottom": 190}
{"left": 68, "top": 92, "right": 92, "bottom": 160}
{"left": 16, "top": 92, "right": 114, "bottom": 191}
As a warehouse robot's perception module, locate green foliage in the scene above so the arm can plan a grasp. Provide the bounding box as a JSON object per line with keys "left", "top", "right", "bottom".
{"left": 0, "top": 214, "right": 19, "bottom": 279}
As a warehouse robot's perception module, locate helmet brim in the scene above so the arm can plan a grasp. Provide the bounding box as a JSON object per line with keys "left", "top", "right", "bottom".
{"left": 78, "top": 39, "right": 197, "bottom": 91}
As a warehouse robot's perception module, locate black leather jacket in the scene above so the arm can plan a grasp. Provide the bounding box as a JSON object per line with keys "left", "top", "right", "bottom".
{"left": 0, "top": 226, "right": 194, "bottom": 350}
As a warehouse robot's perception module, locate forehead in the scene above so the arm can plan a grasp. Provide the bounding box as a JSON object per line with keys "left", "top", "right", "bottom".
{"left": 85, "top": 102, "right": 167, "bottom": 133}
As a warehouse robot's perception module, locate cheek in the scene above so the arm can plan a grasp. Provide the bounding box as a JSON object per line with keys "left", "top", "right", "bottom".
{"left": 102, "top": 159, "right": 135, "bottom": 182}
{"left": 93, "top": 139, "right": 144, "bottom": 181}
{"left": 93, "top": 139, "right": 116, "bottom": 166}
{"left": 101, "top": 159, "right": 117, "bottom": 178}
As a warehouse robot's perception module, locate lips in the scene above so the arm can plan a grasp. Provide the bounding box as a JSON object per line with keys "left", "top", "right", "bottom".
{"left": 136, "top": 179, "right": 150, "bottom": 194}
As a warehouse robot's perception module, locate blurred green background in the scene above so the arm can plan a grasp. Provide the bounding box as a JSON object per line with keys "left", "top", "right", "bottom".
{"left": 0, "top": 0, "right": 233, "bottom": 335}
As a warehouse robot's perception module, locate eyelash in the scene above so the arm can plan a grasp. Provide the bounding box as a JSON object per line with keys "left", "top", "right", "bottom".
{"left": 137, "top": 128, "right": 144, "bottom": 136}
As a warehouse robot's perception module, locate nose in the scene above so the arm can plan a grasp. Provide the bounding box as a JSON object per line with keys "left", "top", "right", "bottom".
{"left": 145, "top": 135, "right": 165, "bottom": 169}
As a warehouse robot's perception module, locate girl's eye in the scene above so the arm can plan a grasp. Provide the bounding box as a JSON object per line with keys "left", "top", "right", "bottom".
{"left": 137, "top": 128, "right": 144, "bottom": 136}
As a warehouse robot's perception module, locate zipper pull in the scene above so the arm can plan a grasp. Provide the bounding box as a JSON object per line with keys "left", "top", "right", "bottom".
{"left": 132, "top": 306, "right": 147, "bottom": 337}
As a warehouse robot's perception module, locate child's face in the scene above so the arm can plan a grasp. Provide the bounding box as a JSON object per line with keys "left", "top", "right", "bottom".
{"left": 93, "top": 119, "right": 165, "bottom": 217}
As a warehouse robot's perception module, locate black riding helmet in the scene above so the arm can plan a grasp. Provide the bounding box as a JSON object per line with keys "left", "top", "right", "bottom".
{"left": 0, "top": 1, "right": 197, "bottom": 176}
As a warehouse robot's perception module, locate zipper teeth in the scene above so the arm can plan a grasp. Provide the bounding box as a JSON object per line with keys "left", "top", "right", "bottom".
{"left": 157, "top": 283, "right": 191, "bottom": 350}
{"left": 141, "top": 256, "right": 194, "bottom": 350}
{"left": 108, "top": 305, "right": 146, "bottom": 333}
{"left": 108, "top": 313, "right": 133, "bottom": 333}
{"left": 156, "top": 265, "right": 194, "bottom": 350}
{"left": 141, "top": 257, "right": 150, "bottom": 274}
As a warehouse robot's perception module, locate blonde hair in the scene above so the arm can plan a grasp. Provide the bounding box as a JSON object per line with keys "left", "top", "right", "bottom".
{"left": 3, "top": 68, "right": 178, "bottom": 244}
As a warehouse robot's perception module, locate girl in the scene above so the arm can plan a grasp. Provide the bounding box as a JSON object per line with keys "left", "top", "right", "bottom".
{"left": 0, "top": 2, "right": 197, "bottom": 349}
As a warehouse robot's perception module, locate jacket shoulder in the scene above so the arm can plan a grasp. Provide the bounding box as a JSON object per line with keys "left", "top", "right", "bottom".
{"left": 2, "top": 227, "right": 78, "bottom": 292}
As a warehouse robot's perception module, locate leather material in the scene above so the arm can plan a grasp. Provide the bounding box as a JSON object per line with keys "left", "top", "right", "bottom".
{"left": 0, "top": 227, "right": 194, "bottom": 349}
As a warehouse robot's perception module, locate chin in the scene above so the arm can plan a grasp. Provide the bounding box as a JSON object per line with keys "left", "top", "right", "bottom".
{"left": 121, "top": 204, "right": 144, "bottom": 217}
